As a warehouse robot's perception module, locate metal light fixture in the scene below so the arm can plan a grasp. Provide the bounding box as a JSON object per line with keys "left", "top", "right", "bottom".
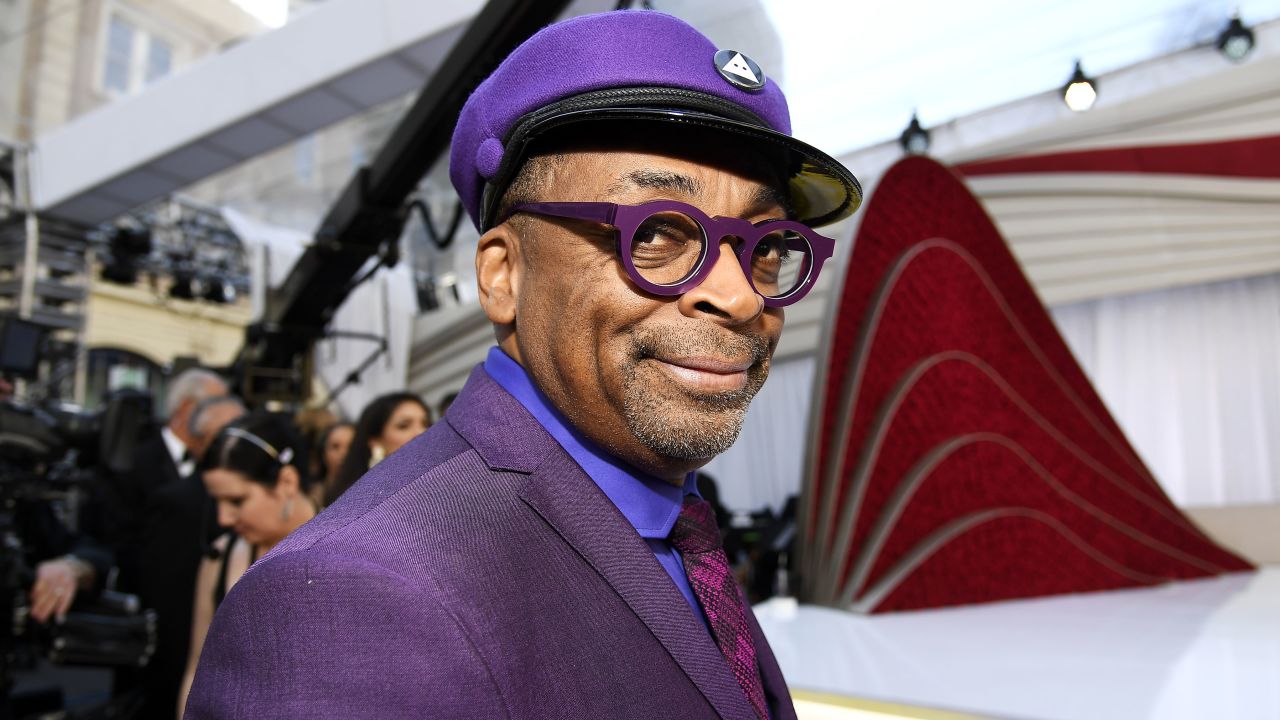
{"left": 101, "top": 226, "right": 153, "bottom": 285}
{"left": 201, "top": 276, "right": 236, "bottom": 304}
{"left": 1216, "top": 15, "right": 1255, "bottom": 63}
{"left": 1062, "top": 61, "right": 1097, "bottom": 113}
{"left": 899, "top": 113, "right": 931, "bottom": 155}
{"left": 169, "top": 271, "right": 195, "bottom": 300}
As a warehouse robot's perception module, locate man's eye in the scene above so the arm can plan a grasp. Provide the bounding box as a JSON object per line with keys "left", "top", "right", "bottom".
{"left": 754, "top": 236, "right": 792, "bottom": 262}
{"left": 637, "top": 212, "right": 699, "bottom": 240}
{"left": 636, "top": 224, "right": 692, "bottom": 247}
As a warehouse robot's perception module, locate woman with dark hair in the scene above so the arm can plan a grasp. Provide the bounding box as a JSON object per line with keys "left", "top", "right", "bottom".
{"left": 309, "top": 420, "right": 355, "bottom": 508}
{"left": 325, "top": 392, "right": 430, "bottom": 506}
{"left": 178, "top": 412, "right": 317, "bottom": 714}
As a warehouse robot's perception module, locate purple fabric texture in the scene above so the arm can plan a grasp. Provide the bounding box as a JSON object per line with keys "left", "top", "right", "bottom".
{"left": 481, "top": 346, "right": 707, "bottom": 620}
{"left": 672, "top": 496, "right": 770, "bottom": 719}
{"left": 449, "top": 10, "right": 791, "bottom": 228}
{"left": 185, "top": 366, "right": 795, "bottom": 719}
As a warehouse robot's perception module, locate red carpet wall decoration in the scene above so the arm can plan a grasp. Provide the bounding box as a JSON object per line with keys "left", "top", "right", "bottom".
{"left": 799, "top": 156, "right": 1253, "bottom": 613}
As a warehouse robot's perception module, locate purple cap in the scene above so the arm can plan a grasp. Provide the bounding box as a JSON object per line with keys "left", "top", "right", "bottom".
{"left": 450, "top": 10, "right": 861, "bottom": 231}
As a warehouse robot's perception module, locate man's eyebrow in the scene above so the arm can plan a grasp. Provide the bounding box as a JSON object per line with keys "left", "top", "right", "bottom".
{"left": 608, "top": 169, "right": 703, "bottom": 197}
{"left": 750, "top": 184, "right": 793, "bottom": 219}
{"left": 609, "top": 168, "right": 793, "bottom": 218}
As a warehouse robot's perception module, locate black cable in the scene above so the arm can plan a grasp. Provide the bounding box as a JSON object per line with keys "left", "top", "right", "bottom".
{"left": 406, "top": 199, "right": 464, "bottom": 251}
{"left": 336, "top": 230, "right": 402, "bottom": 304}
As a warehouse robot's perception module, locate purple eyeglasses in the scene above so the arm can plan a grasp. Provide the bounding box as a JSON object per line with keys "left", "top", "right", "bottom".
{"left": 505, "top": 200, "right": 835, "bottom": 308}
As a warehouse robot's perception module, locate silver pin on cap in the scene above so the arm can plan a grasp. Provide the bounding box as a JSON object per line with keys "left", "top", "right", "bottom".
{"left": 713, "top": 49, "right": 766, "bottom": 92}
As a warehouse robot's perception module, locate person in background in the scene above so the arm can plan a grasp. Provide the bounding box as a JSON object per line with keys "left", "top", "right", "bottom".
{"left": 135, "top": 394, "right": 246, "bottom": 720}
{"left": 178, "top": 412, "right": 316, "bottom": 715}
{"left": 293, "top": 406, "right": 338, "bottom": 483}
{"left": 108, "top": 368, "right": 226, "bottom": 596}
{"left": 309, "top": 420, "right": 354, "bottom": 508}
{"left": 437, "top": 390, "right": 460, "bottom": 417}
{"left": 187, "top": 396, "right": 249, "bottom": 459}
{"left": 107, "top": 368, "right": 226, "bottom": 719}
{"left": 325, "top": 393, "right": 430, "bottom": 505}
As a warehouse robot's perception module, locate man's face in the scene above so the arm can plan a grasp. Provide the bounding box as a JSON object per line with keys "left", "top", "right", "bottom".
{"left": 484, "top": 139, "right": 787, "bottom": 481}
{"left": 173, "top": 378, "right": 228, "bottom": 441}
{"left": 193, "top": 405, "right": 245, "bottom": 460}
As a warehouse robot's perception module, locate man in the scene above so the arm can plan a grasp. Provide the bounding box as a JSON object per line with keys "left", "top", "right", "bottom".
{"left": 107, "top": 368, "right": 226, "bottom": 718}
{"left": 109, "top": 368, "right": 227, "bottom": 584}
{"left": 188, "top": 11, "right": 860, "bottom": 719}
{"left": 136, "top": 395, "right": 246, "bottom": 719}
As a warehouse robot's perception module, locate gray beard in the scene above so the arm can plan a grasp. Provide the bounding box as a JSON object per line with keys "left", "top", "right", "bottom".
{"left": 620, "top": 328, "right": 770, "bottom": 461}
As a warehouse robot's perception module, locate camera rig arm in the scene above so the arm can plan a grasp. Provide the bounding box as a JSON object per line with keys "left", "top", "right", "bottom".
{"left": 233, "top": 0, "right": 574, "bottom": 403}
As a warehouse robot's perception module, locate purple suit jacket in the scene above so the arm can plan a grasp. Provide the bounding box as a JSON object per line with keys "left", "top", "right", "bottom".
{"left": 186, "top": 367, "right": 796, "bottom": 719}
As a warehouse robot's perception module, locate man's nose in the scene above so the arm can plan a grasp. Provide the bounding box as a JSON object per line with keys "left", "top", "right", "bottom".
{"left": 676, "top": 239, "right": 764, "bottom": 324}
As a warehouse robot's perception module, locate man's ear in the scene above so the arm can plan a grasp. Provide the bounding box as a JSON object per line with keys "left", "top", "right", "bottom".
{"left": 476, "top": 222, "right": 523, "bottom": 326}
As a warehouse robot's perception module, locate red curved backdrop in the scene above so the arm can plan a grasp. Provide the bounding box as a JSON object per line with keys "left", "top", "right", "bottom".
{"left": 801, "top": 156, "right": 1253, "bottom": 613}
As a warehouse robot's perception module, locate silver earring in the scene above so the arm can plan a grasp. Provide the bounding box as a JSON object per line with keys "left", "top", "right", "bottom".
{"left": 281, "top": 498, "right": 294, "bottom": 521}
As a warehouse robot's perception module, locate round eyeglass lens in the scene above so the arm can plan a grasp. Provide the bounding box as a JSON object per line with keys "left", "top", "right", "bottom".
{"left": 629, "top": 210, "right": 707, "bottom": 287}
{"left": 751, "top": 229, "right": 812, "bottom": 298}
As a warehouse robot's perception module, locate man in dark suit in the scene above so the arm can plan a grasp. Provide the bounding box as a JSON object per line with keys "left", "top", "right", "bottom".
{"left": 135, "top": 396, "right": 245, "bottom": 719}
{"left": 188, "top": 10, "right": 860, "bottom": 719}
{"left": 109, "top": 369, "right": 226, "bottom": 594}
{"left": 107, "top": 368, "right": 226, "bottom": 718}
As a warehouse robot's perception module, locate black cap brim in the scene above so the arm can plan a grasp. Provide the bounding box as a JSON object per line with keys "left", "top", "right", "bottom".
{"left": 481, "top": 92, "right": 862, "bottom": 231}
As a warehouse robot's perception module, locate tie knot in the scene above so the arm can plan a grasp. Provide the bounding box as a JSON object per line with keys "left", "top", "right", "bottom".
{"left": 669, "top": 495, "right": 721, "bottom": 555}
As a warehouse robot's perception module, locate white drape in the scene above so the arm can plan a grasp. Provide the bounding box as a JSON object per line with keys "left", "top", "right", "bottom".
{"left": 703, "top": 355, "right": 815, "bottom": 514}
{"left": 1051, "top": 272, "right": 1280, "bottom": 508}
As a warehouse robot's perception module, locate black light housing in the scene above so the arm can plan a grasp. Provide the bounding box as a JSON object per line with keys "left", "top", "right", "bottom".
{"left": 899, "top": 113, "right": 931, "bottom": 155}
{"left": 169, "top": 271, "right": 195, "bottom": 300}
{"left": 1062, "top": 60, "right": 1098, "bottom": 112}
{"left": 1217, "top": 15, "right": 1255, "bottom": 63}
{"left": 202, "top": 277, "right": 236, "bottom": 304}
{"left": 101, "top": 226, "right": 153, "bottom": 285}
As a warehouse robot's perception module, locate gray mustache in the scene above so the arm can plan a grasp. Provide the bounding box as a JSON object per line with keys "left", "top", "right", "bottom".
{"left": 632, "top": 327, "right": 770, "bottom": 366}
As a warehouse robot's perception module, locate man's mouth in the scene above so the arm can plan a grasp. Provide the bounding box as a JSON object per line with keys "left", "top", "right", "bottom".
{"left": 649, "top": 356, "right": 753, "bottom": 394}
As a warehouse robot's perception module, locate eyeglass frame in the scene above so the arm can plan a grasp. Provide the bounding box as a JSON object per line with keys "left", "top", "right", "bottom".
{"left": 502, "top": 200, "right": 836, "bottom": 308}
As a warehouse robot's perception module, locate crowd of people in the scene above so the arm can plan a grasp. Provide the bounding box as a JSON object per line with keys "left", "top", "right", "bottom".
{"left": 23, "top": 368, "right": 438, "bottom": 719}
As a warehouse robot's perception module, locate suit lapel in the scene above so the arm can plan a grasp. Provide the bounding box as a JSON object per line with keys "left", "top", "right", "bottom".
{"left": 518, "top": 451, "right": 758, "bottom": 720}
{"left": 745, "top": 596, "right": 797, "bottom": 720}
{"left": 447, "top": 367, "right": 757, "bottom": 719}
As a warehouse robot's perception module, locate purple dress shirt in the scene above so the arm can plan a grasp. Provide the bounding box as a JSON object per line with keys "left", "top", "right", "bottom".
{"left": 484, "top": 347, "right": 707, "bottom": 622}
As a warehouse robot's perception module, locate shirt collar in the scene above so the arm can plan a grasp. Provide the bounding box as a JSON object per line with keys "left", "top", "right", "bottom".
{"left": 160, "top": 425, "right": 186, "bottom": 466}
{"left": 483, "top": 347, "right": 697, "bottom": 539}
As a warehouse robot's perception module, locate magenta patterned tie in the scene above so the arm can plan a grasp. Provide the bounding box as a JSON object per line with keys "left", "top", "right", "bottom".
{"left": 669, "top": 495, "right": 769, "bottom": 719}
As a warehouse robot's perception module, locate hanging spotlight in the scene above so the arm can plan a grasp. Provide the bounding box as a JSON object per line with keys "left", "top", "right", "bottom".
{"left": 169, "top": 271, "right": 195, "bottom": 300}
{"left": 898, "top": 112, "right": 931, "bottom": 155}
{"left": 201, "top": 276, "right": 236, "bottom": 304}
{"left": 167, "top": 252, "right": 196, "bottom": 300}
{"left": 1062, "top": 60, "right": 1097, "bottom": 112}
{"left": 101, "top": 226, "right": 153, "bottom": 285}
{"left": 1216, "top": 15, "right": 1255, "bottom": 63}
